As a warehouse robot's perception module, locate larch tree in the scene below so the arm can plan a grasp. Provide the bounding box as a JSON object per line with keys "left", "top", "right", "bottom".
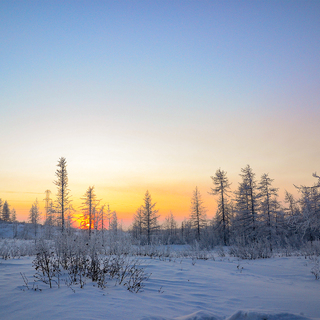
{"left": 132, "top": 205, "right": 144, "bottom": 240}
{"left": 284, "top": 190, "right": 301, "bottom": 239}
{"left": 44, "top": 200, "right": 55, "bottom": 239}
{"left": 2, "top": 200, "right": 10, "bottom": 222}
{"left": 106, "top": 204, "right": 113, "bottom": 230}
{"left": 44, "top": 190, "right": 52, "bottom": 222}
{"left": 44, "top": 200, "right": 55, "bottom": 226}
{"left": 54, "top": 157, "right": 70, "bottom": 232}
{"left": 190, "top": 186, "right": 207, "bottom": 240}
{"left": 11, "top": 208, "right": 17, "bottom": 222}
{"left": 210, "top": 169, "right": 231, "bottom": 245}
{"left": 29, "top": 199, "right": 41, "bottom": 238}
{"left": 257, "top": 173, "right": 280, "bottom": 249}
{"left": 110, "top": 211, "right": 118, "bottom": 235}
{"left": 98, "top": 204, "right": 106, "bottom": 231}
{"left": 284, "top": 191, "right": 299, "bottom": 217}
{"left": 164, "top": 211, "right": 177, "bottom": 237}
{"left": 81, "top": 186, "right": 99, "bottom": 238}
{"left": 141, "top": 190, "right": 159, "bottom": 245}
{"left": 11, "top": 208, "right": 18, "bottom": 238}
{"left": 65, "top": 204, "right": 75, "bottom": 232}
{"left": 234, "top": 165, "right": 258, "bottom": 242}
{"left": 295, "top": 174, "right": 320, "bottom": 242}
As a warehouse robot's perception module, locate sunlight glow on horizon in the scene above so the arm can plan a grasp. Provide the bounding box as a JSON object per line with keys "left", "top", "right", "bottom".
{"left": 1, "top": 1, "right": 320, "bottom": 227}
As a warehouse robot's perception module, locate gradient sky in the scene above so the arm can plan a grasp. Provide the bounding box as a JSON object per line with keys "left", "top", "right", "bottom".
{"left": 1, "top": 1, "right": 320, "bottom": 226}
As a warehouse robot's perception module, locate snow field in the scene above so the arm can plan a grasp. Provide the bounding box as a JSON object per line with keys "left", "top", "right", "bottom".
{"left": 0, "top": 252, "right": 319, "bottom": 320}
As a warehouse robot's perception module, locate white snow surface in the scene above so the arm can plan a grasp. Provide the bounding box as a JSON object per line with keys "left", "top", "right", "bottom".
{"left": 0, "top": 250, "right": 319, "bottom": 320}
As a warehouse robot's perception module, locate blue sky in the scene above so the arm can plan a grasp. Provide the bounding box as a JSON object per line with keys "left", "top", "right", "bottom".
{"left": 1, "top": 1, "right": 320, "bottom": 223}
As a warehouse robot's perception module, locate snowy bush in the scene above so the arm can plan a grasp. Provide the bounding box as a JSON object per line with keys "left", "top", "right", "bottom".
{"left": 33, "top": 240, "right": 61, "bottom": 288}
{"left": 0, "top": 239, "right": 37, "bottom": 259}
{"left": 216, "top": 246, "right": 226, "bottom": 257}
{"left": 187, "top": 240, "right": 212, "bottom": 260}
{"left": 102, "top": 255, "right": 150, "bottom": 292}
{"left": 229, "top": 240, "right": 273, "bottom": 260}
{"left": 0, "top": 240, "right": 11, "bottom": 259}
{"left": 30, "top": 233, "right": 150, "bottom": 293}
{"left": 302, "top": 241, "right": 320, "bottom": 258}
{"left": 310, "top": 257, "right": 320, "bottom": 280}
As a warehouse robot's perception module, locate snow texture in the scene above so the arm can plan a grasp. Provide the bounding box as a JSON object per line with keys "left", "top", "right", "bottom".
{"left": 0, "top": 248, "right": 319, "bottom": 320}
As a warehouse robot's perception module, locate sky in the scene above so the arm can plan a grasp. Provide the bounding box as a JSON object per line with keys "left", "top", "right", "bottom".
{"left": 1, "top": 0, "right": 320, "bottom": 226}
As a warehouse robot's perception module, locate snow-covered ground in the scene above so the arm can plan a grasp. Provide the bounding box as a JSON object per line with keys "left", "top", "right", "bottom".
{"left": 0, "top": 251, "right": 319, "bottom": 320}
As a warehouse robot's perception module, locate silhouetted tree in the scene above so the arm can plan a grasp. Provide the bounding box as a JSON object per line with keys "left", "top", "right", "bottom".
{"left": 54, "top": 157, "right": 70, "bottom": 232}
{"left": 65, "top": 204, "right": 75, "bottom": 233}
{"left": 190, "top": 187, "right": 207, "bottom": 240}
{"left": 141, "top": 191, "right": 159, "bottom": 245}
{"left": 210, "top": 169, "right": 231, "bottom": 245}
{"left": 11, "top": 208, "right": 18, "bottom": 238}
{"left": 11, "top": 208, "right": 17, "bottom": 222}
{"left": 162, "top": 211, "right": 178, "bottom": 244}
{"left": 81, "top": 186, "right": 99, "bottom": 238}
{"left": 110, "top": 211, "right": 118, "bottom": 235}
{"left": 295, "top": 174, "right": 320, "bottom": 242}
{"left": 257, "top": 173, "right": 280, "bottom": 249}
{"left": 132, "top": 206, "right": 144, "bottom": 240}
{"left": 44, "top": 200, "right": 55, "bottom": 239}
{"left": 284, "top": 191, "right": 299, "bottom": 217}
{"left": 2, "top": 200, "right": 10, "bottom": 222}
{"left": 234, "top": 165, "right": 259, "bottom": 242}
{"left": 29, "top": 199, "right": 41, "bottom": 238}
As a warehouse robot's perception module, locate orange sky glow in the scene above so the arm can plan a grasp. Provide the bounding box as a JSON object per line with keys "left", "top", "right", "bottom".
{"left": 1, "top": 2, "right": 320, "bottom": 228}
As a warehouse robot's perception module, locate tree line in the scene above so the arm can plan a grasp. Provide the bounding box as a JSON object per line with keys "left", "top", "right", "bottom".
{"left": 2, "top": 158, "right": 320, "bottom": 249}
{"left": 131, "top": 165, "right": 320, "bottom": 249}
{"left": 0, "top": 199, "right": 17, "bottom": 223}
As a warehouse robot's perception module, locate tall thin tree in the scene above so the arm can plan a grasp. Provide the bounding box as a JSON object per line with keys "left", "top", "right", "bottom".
{"left": 44, "top": 190, "right": 52, "bottom": 222}
{"left": 234, "top": 165, "right": 258, "bottom": 242}
{"left": 81, "top": 186, "right": 99, "bottom": 238}
{"left": 29, "top": 199, "right": 41, "bottom": 238}
{"left": 210, "top": 169, "right": 231, "bottom": 245}
{"left": 133, "top": 205, "right": 144, "bottom": 240}
{"left": 1, "top": 200, "right": 10, "bottom": 222}
{"left": 257, "top": 173, "right": 280, "bottom": 249}
{"left": 190, "top": 186, "right": 207, "bottom": 240}
{"left": 54, "top": 157, "right": 70, "bottom": 232}
{"left": 141, "top": 191, "right": 159, "bottom": 245}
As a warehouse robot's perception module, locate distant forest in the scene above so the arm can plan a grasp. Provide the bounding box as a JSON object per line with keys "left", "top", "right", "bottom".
{"left": 1, "top": 157, "right": 320, "bottom": 251}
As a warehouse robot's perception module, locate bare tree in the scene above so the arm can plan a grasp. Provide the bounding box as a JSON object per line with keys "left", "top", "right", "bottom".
{"left": 44, "top": 200, "right": 55, "bottom": 239}
{"left": 110, "top": 211, "right": 118, "bottom": 235}
{"left": 44, "top": 190, "right": 52, "bottom": 222}
{"left": 29, "top": 199, "right": 41, "bottom": 238}
{"left": 257, "top": 173, "right": 280, "bottom": 250}
{"left": 11, "top": 208, "right": 17, "bottom": 222}
{"left": 132, "top": 205, "right": 144, "bottom": 240}
{"left": 190, "top": 186, "right": 207, "bottom": 240}
{"left": 65, "top": 204, "right": 76, "bottom": 233}
{"left": 163, "top": 211, "right": 177, "bottom": 239}
{"left": 11, "top": 208, "right": 18, "bottom": 238}
{"left": 54, "top": 157, "right": 70, "bottom": 232}
{"left": 210, "top": 169, "right": 231, "bottom": 245}
{"left": 2, "top": 200, "right": 10, "bottom": 222}
{"left": 141, "top": 191, "right": 159, "bottom": 245}
{"left": 295, "top": 175, "right": 320, "bottom": 242}
{"left": 97, "top": 204, "right": 106, "bottom": 231}
{"left": 106, "top": 204, "right": 112, "bottom": 230}
{"left": 284, "top": 191, "right": 299, "bottom": 217}
{"left": 81, "top": 186, "right": 99, "bottom": 238}
{"left": 234, "top": 165, "right": 258, "bottom": 242}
